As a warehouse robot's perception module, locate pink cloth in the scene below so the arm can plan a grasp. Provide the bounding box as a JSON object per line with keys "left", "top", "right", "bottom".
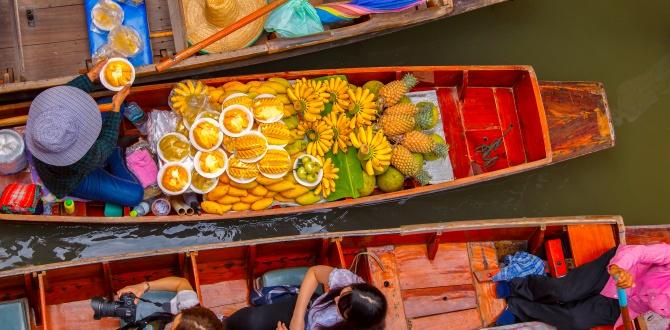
{"left": 125, "top": 149, "right": 158, "bottom": 188}
{"left": 600, "top": 244, "right": 670, "bottom": 329}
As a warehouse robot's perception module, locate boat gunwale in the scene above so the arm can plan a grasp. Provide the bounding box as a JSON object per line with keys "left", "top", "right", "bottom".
{"left": 0, "top": 215, "right": 623, "bottom": 278}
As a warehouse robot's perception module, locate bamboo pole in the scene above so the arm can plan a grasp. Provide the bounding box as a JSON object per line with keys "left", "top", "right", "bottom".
{"left": 154, "top": 0, "right": 289, "bottom": 72}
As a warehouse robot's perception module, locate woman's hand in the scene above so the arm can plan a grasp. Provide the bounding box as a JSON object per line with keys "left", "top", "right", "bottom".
{"left": 87, "top": 59, "right": 108, "bottom": 82}
{"left": 116, "top": 282, "right": 148, "bottom": 303}
{"left": 276, "top": 321, "right": 288, "bottom": 330}
{"left": 112, "top": 85, "right": 131, "bottom": 112}
{"left": 608, "top": 264, "right": 634, "bottom": 289}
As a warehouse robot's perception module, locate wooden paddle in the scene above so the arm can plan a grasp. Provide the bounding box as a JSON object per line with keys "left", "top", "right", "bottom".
{"left": 155, "top": 0, "right": 289, "bottom": 72}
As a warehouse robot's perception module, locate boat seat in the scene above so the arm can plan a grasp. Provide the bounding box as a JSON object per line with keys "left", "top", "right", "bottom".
{"left": 259, "top": 267, "right": 323, "bottom": 295}
{"left": 0, "top": 299, "right": 29, "bottom": 330}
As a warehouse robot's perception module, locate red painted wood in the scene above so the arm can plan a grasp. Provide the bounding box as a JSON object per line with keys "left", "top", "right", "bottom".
{"left": 513, "top": 72, "right": 547, "bottom": 161}
{"left": 436, "top": 87, "right": 471, "bottom": 179}
{"left": 465, "top": 129, "right": 509, "bottom": 172}
{"left": 495, "top": 88, "right": 527, "bottom": 166}
{"left": 461, "top": 88, "right": 500, "bottom": 130}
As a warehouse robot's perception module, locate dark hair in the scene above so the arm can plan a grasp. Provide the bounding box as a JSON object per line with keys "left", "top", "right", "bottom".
{"left": 317, "top": 283, "right": 387, "bottom": 330}
{"left": 175, "top": 306, "right": 224, "bottom": 330}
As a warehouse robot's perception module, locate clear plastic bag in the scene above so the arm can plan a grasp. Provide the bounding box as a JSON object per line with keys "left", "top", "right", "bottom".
{"left": 264, "top": 0, "right": 324, "bottom": 38}
{"left": 108, "top": 25, "right": 143, "bottom": 57}
{"left": 91, "top": 0, "right": 124, "bottom": 32}
{"left": 147, "top": 110, "right": 178, "bottom": 153}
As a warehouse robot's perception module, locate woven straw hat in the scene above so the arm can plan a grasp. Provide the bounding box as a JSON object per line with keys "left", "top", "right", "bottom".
{"left": 184, "top": 0, "right": 267, "bottom": 54}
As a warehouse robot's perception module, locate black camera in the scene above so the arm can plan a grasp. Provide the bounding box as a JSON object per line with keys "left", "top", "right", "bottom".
{"left": 91, "top": 292, "right": 138, "bottom": 324}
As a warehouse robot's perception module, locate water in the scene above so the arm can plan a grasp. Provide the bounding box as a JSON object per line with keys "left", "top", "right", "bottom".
{"left": 1, "top": 0, "right": 669, "bottom": 271}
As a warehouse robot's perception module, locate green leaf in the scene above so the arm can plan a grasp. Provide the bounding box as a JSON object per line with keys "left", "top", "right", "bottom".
{"left": 311, "top": 74, "right": 348, "bottom": 82}
{"left": 326, "top": 148, "right": 364, "bottom": 201}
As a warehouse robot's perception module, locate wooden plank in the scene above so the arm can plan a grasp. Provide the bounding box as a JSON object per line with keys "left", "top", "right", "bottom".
{"left": 626, "top": 225, "right": 670, "bottom": 245}
{"left": 46, "top": 300, "right": 120, "bottom": 330}
{"left": 37, "top": 272, "right": 49, "bottom": 330}
{"left": 401, "top": 285, "right": 476, "bottom": 319}
{"left": 367, "top": 246, "right": 408, "bottom": 330}
{"left": 21, "top": 39, "right": 88, "bottom": 81}
{"left": 409, "top": 308, "right": 481, "bottom": 330}
{"left": 17, "top": 4, "right": 87, "bottom": 46}
{"left": 188, "top": 252, "right": 203, "bottom": 305}
{"left": 567, "top": 224, "right": 616, "bottom": 266}
{"left": 166, "top": 0, "right": 187, "bottom": 51}
{"left": 395, "top": 243, "right": 472, "bottom": 290}
{"left": 145, "top": 0, "right": 173, "bottom": 32}
{"left": 541, "top": 81, "right": 615, "bottom": 163}
{"left": 468, "top": 242, "right": 505, "bottom": 327}
{"left": 200, "top": 279, "right": 248, "bottom": 308}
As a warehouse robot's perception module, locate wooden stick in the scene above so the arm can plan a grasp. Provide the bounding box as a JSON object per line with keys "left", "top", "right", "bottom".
{"left": 0, "top": 104, "right": 114, "bottom": 128}
{"left": 150, "top": 31, "right": 174, "bottom": 39}
{"left": 155, "top": 0, "right": 289, "bottom": 72}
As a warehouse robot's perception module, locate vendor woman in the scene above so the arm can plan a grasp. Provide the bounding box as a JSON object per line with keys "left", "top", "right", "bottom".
{"left": 25, "top": 59, "right": 144, "bottom": 207}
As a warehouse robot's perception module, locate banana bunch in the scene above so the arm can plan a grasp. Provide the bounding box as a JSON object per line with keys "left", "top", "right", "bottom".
{"left": 346, "top": 87, "right": 378, "bottom": 129}
{"left": 315, "top": 157, "right": 339, "bottom": 198}
{"left": 170, "top": 80, "right": 208, "bottom": 116}
{"left": 296, "top": 121, "right": 334, "bottom": 157}
{"left": 259, "top": 122, "right": 292, "bottom": 146}
{"left": 287, "top": 78, "right": 329, "bottom": 122}
{"left": 324, "top": 77, "right": 350, "bottom": 115}
{"left": 350, "top": 126, "right": 392, "bottom": 176}
{"left": 323, "top": 112, "right": 351, "bottom": 154}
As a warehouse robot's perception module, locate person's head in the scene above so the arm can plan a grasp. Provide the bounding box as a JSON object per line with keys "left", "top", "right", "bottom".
{"left": 321, "top": 283, "right": 387, "bottom": 330}
{"left": 171, "top": 306, "right": 224, "bottom": 330}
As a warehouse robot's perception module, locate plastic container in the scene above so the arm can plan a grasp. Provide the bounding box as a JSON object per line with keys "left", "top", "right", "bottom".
{"left": 293, "top": 154, "right": 323, "bottom": 188}
{"left": 222, "top": 93, "right": 248, "bottom": 104}
{"left": 257, "top": 121, "right": 289, "bottom": 147}
{"left": 91, "top": 0, "right": 124, "bottom": 31}
{"left": 189, "top": 118, "right": 224, "bottom": 152}
{"left": 157, "top": 133, "right": 190, "bottom": 163}
{"left": 189, "top": 170, "right": 218, "bottom": 195}
{"left": 63, "top": 199, "right": 75, "bottom": 215}
{"left": 234, "top": 131, "right": 268, "bottom": 163}
{"left": 252, "top": 96, "right": 284, "bottom": 124}
{"left": 99, "top": 57, "right": 135, "bottom": 92}
{"left": 193, "top": 149, "right": 228, "bottom": 179}
{"left": 151, "top": 198, "right": 171, "bottom": 216}
{"left": 131, "top": 199, "right": 153, "bottom": 217}
{"left": 219, "top": 105, "right": 254, "bottom": 137}
{"left": 108, "top": 26, "right": 143, "bottom": 57}
{"left": 157, "top": 162, "right": 192, "bottom": 196}
{"left": 123, "top": 102, "right": 148, "bottom": 135}
{"left": 227, "top": 156, "right": 258, "bottom": 184}
{"left": 257, "top": 146, "right": 291, "bottom": 179}
{"left": 0, "top": 129, "right": 27, "bottom": 175}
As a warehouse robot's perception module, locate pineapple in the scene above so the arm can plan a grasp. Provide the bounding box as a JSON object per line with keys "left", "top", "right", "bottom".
{"left": 391, "top": 145, "right": 431, "bottom": 185}
{"left": 378, "top": 74, "right": 418, "bottom": 108}
{"left": 384, "top": 103, "right": 418, "bottom": 116}
{"left": 379, "top": 104, "right": 433, "bottom": 137}
{"left": 401, "top": 131, "right": 449, "bottom": 158}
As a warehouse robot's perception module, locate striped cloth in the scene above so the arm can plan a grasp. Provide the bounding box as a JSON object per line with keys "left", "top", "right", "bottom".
{"left": 493, "top": 251, "right": 547, "bottom": 282}
{"left": 0, "top": 183, "right": 41, "bottom": 214}
{"left": 316, "top": 0, "right": 425, "bottom": 24}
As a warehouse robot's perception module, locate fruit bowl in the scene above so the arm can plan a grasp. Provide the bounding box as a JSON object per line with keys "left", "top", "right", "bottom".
{"left": 194, "top": 149, "right": 228, "bottom": 179}
{"left": 220, "top": 105, "right": 254, "bottom": 137}
{"left": 252, "top": 97, "right": 284, "bottom": 124}
{"left": 227, "top": 155, "right": 259, "bottom": 184}
{"left": 99, "top": 57, "right": 135, "bottom": 92}
{"left": 91, "top": 0, "right": 123, "bottom": 31}
{"left": 190, "top": 169, "right": 218, "bottom": 194}
{"left": 257, "top": 146, "right": 291, "bottom": 179}
{"left": 234, "top": 131, "right": 268, "bottom": 163}
{"left": 158, "top": 162, "right": 192, "bottom": 195}
{"left": 157, "top": 133, "right": 190, "bottom": 163}
{"left": 190, "top": 118, "right": 224, "bottom": 152}
{"left": 293, "top": 154, "right": 323, "bottom": 188}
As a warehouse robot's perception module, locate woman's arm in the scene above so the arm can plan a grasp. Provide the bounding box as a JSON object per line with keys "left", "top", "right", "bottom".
{"left": 116, "top": 276, "right": 194, "bottom": 299}
{"left": 289, "top": 265, "right": 334, "bottom": 330}
{"left": 65, "top": 59, "right": 108, "bottom": 93}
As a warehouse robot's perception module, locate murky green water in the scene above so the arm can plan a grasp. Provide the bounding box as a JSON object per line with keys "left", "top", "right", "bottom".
{"left": 1, "top": 0, "right": 669, "bottom": 271}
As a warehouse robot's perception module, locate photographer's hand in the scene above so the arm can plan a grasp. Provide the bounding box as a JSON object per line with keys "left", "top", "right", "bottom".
{"left": 117, "top": 282, "right": 149, "bottom": 303}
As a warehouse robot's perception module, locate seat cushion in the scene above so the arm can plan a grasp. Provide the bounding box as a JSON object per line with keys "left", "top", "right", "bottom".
{"left": 0, "top": 299, "right": 29, "bottom": 330}
{"left": 261, "top": 267, "right": 323, "bottom": 295}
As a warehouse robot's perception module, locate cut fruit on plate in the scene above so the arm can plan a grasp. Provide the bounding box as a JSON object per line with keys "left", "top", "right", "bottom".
{"left": 194, "top": 149, "right": 228, "bottom": 179}
{"left": 100, "top": 58, "right": 135, "bottom": 91}
{"left": 158, "top": 163, "right": 191, "bottom": 195}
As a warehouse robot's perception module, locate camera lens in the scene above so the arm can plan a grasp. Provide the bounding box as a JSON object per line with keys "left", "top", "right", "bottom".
{"left": 90, "top": 296, "right": 119, "bottom": 320}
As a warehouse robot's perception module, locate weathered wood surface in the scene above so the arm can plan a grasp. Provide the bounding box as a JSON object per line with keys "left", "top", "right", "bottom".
{"left": 567, "top": 224, "right": 617, "bottom": 266}
{"left": 0, "top": 0, "right": 507, "bottom": 97}
{"left": 626, "top": 225, "right": 670, "bottom": 245}
{"left": 367, "top": 245, "right": 409, "bottom": 330}
{"left": 468, "top": 242, "right": 505, "bottom": 327}
{"left": 408, "top": 308, "right": 482, "bottom": 330}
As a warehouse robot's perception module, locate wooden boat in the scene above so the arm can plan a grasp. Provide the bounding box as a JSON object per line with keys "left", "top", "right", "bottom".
{"left": 0, "top": 0, "right": 507, "bottom": 99}
{"left": 0, "top": 215, "right": 667, "bottom": 330}
{"left": 0, "top": 65, "right": 615, "bottom": 224}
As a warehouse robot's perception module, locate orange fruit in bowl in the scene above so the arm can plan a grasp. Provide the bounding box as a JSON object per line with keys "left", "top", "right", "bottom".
{"left": 162, "top": 165, "right": 189, "bottom": 192}
{"left": 223, "top": 109, "right": 250, "bottom": 134}
{"left": 192, "top": 120, "right": 221, "bottom": 150}
{"left": 198, "top": 150, "right": 226, "bottom": 174}
{"left": 104, "top": 60, "right": 133, "bottom": 87}
{"left": 252, "top": 98, "right": 284, "bottom": 122}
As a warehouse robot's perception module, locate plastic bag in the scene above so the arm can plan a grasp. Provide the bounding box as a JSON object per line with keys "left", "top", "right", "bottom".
{"left": 91, "top": 0, "right": 124, "bottom": 32}
{"left": 264, "top": 0, "right": 324, "bottom": 38}
{"left": 108, "top": 25, "right": 143, "bottom": 57}
{"left": 147, "top": 110, "right": 178, "bottom": 153}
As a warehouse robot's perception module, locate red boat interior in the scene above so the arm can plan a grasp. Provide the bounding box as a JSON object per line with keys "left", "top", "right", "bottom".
{"left": 0, "top": 221, "right": 621, "bottom": 329}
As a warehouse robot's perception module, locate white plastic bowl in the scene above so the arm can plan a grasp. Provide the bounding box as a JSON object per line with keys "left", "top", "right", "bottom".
{"left": 157, "top": 162, "right": 192, "bottom": 196}
{"left": 219, "top": 104, "right": 254, "bottom": 137}
{"left": 293, "top": 154, "right": 323, "bottom": 188}
{"left": 157, "top": 132, "right": 190, "bottom": 163}
{"left": 194, "top": 149, "right": 228, "bottom": 179}
{"left": 254, "top": 93, "right": 276, "bottom": 100}
{"left": 235, "top": 131, "right": 268, "bottom": 163}
{"left": 189, "top": 118, "right": 224, "bottom": 152}
{"left": 257, "top": 146, "right": 291, "bottom": 179}
{"left": 99, "top": 57, "right": 135, "bottom": 92}
{"left": 256, "top": 121, "right": 289, "bottom": 147}
{"left": 222, "top": 92, "right": 248, "bottom": 104}
{"left": 227, "top": 157, "right": 258, "bottom": 184}
{"left": 189, "top": 170, "right": 218, "bottom": 195}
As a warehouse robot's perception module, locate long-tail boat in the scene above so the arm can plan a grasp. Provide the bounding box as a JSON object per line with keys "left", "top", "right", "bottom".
{"left": 0, "top": 0, "right": 507, "bottom": 98}
{"left": 0, "top": 215, "right": 666, "bottom": 329}
{"left": 0, "top": 66, "right": 614, "bottom": 224}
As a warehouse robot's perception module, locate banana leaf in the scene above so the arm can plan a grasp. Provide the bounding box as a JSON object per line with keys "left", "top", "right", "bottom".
{"left": 326, "top": 148, "right": 364, "bottom": 201}
{"left": 311, "top": 74, "right": 348, "bottom": 82}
